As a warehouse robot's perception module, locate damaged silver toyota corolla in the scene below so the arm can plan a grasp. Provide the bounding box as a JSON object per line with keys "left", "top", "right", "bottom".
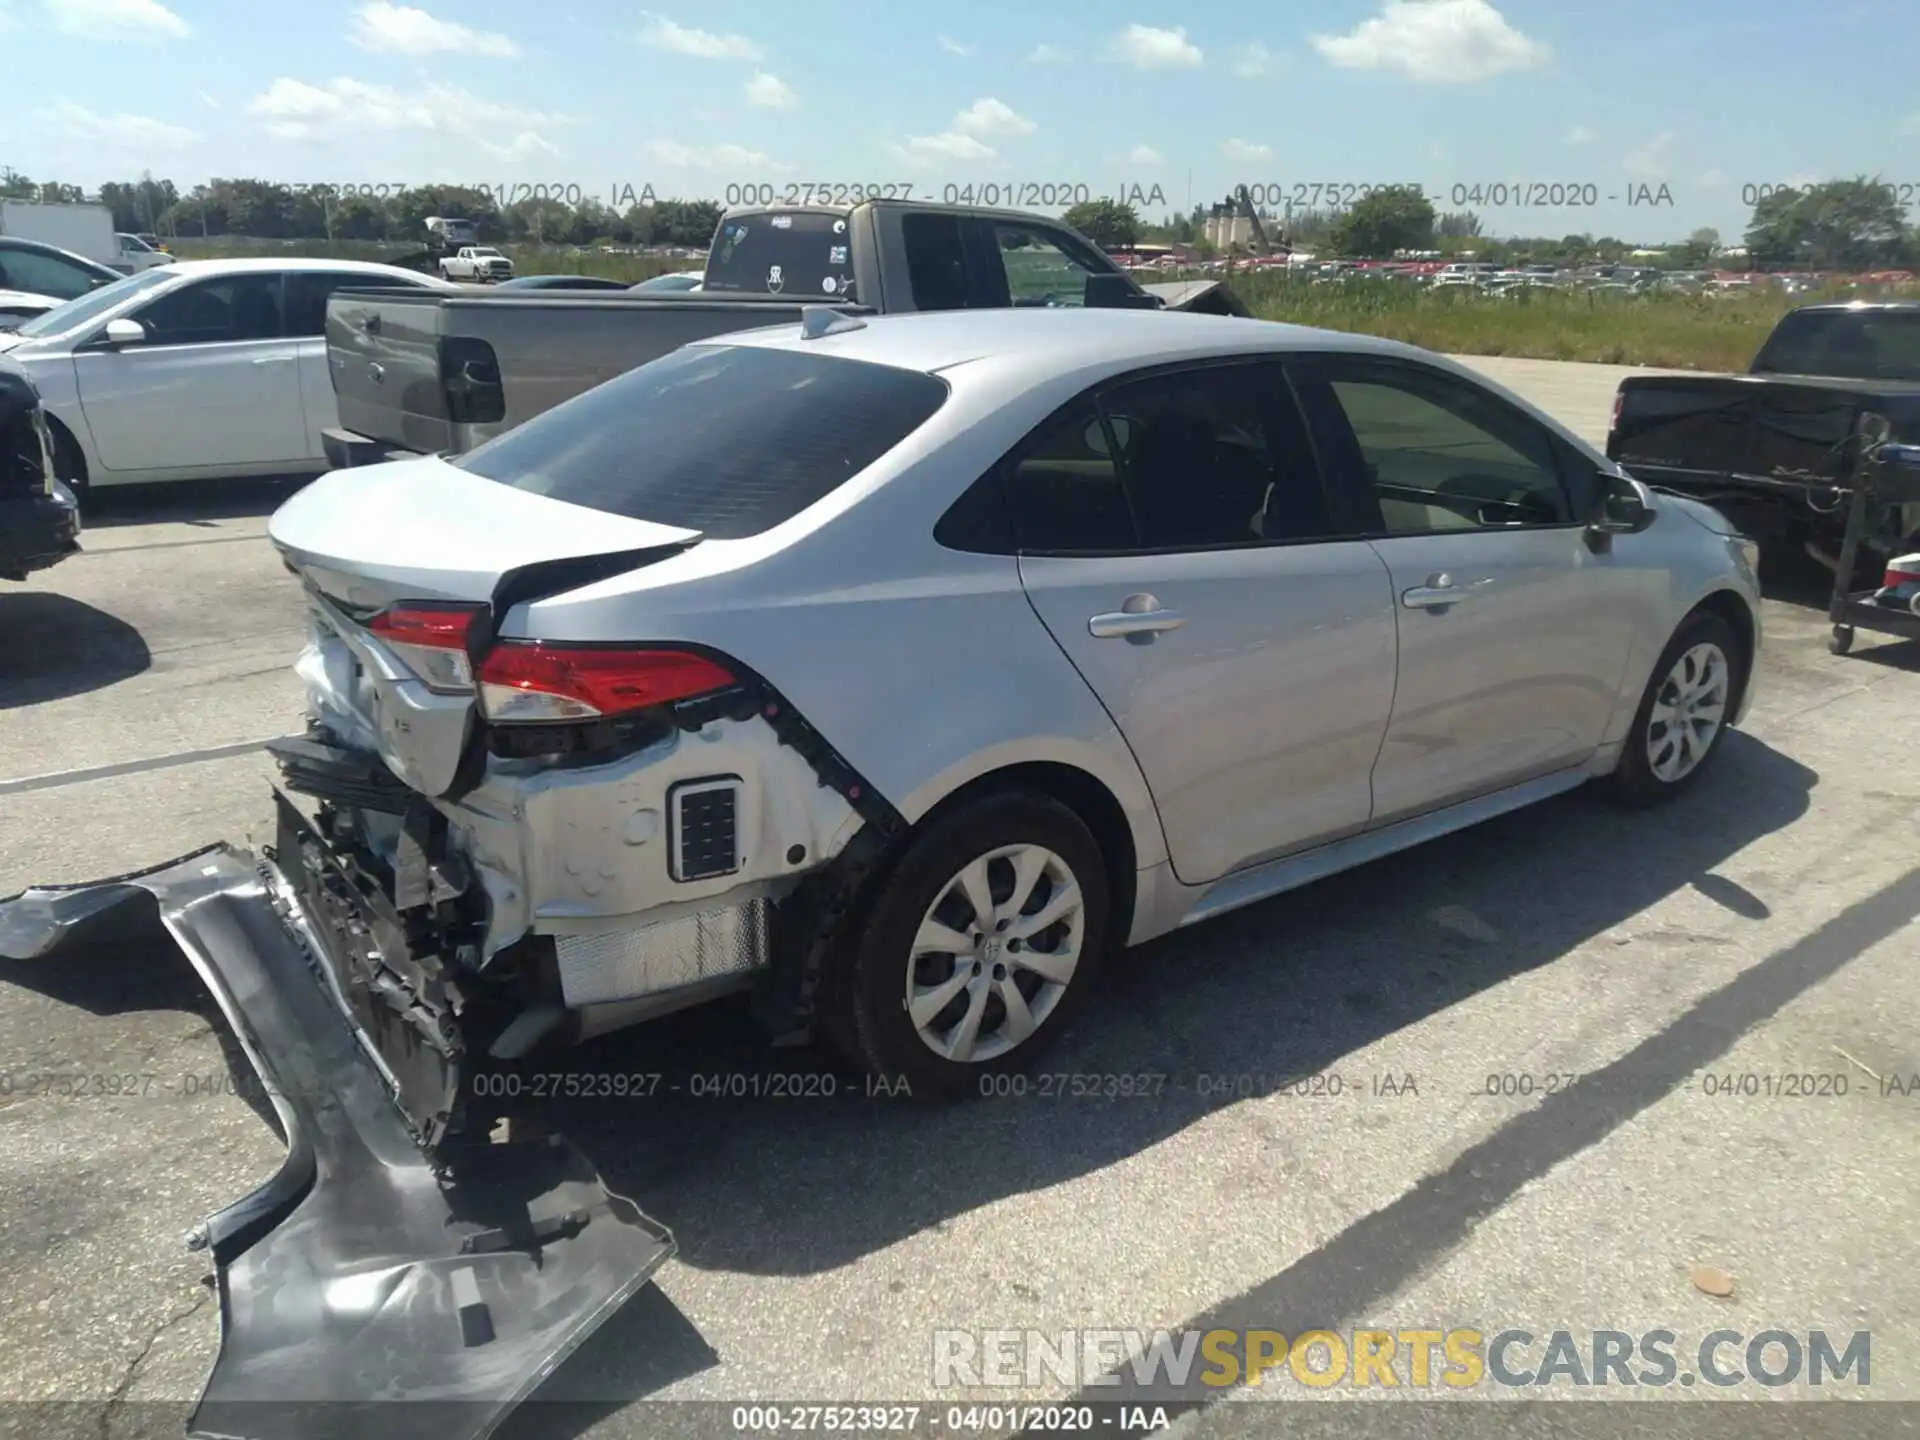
{"left": 0, "top": 306, "right": 1763, "bottom": 1434}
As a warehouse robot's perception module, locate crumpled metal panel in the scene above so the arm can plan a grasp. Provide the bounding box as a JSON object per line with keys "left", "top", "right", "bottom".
{"left": 554, "top": 898, "right": 770, "bottom": 1007}
{"left": 0, "top": 845, "right": 675, "bottom": 1440}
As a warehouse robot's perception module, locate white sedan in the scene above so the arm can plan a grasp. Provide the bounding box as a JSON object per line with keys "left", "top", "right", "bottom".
{"left": 0, "top": 258, "right": 452, "bottom": 493}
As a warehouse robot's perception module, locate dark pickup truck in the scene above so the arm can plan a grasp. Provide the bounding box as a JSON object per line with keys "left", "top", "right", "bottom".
{"left": 1607, "top": 300, "right": 1920, "bottom": 566}
{"left": 321, "top": 198, "right": 1247, "bottom": 466}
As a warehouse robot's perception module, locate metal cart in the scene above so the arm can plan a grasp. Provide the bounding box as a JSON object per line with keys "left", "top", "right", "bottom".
{"left": 1826, "top": 413, "right": 1920, "bottom": 656}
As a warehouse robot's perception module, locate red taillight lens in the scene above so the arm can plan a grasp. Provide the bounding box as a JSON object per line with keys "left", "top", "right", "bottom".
{"left": 366, "top": 602, "right": 485, "bottom": 693}
{"left": 476, "top": 644, "right": 736, "bottom": 723}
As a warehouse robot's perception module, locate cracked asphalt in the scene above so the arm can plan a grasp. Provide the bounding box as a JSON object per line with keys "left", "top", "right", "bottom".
{"left": 2, "top": 356, "right": 1918, "bottom": 1438}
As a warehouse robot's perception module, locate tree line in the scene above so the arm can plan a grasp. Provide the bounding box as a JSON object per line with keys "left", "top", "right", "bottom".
{"left": 2, "top": 168, "right": 1913, "bottom": 270}
{"left": 1069, "top": 176, "right": 1916, "bottom": 270}
{"left": 0, "top": 172, "right": 725, "bottom": 248}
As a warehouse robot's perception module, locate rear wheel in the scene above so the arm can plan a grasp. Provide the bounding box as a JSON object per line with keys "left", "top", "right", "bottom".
{"left": 827, "top": 792, "right": 1111, "bottom": 1100}
{"left": 1604, "top": 610, "right": 1743, "bottom": 806}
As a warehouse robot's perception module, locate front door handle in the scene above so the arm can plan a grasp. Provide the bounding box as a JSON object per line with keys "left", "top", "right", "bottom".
{"left": 251, "top": 355, "right": 294, "bottom": 365}
{"left": 1089, "top": 602, "right": 1186, "bottom": 638}
{"left": 1401, "top": 571, "right": 1471, "bottom": 610}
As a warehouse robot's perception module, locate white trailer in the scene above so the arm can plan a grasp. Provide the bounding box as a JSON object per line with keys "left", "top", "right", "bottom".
{"left": 0, "top": 201, "right": 118, "bottom": 265}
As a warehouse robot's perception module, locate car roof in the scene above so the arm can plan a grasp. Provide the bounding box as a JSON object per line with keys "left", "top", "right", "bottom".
{"left": 712, "top": 305, "right": 1425, "bottom": 378}
{"left": 148, "top": 257, "right": 442, "bottom": 280}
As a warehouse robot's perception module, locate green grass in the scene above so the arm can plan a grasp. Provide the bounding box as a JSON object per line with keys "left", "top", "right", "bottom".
{"left": 1226, "top": 272, "right": 1800, "bottom": 371}
{"left": 169, "top": 236, "right": 1906, "bottom": 371}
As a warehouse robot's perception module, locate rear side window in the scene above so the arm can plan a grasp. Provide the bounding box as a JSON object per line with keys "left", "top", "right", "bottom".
{"left": 452, "top": 345, "right": 948, "bottom": 538}
{"left": 1753, "top": 309, "right": 1920, "bottom": 382}
{"left": 705, "top": 212, "right": 855, "bottom": 299}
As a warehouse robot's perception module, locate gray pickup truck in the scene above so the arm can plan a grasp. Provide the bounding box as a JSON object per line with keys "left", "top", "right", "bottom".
{"left": 322, "top": 198, "right": 1246, "bottom": 466}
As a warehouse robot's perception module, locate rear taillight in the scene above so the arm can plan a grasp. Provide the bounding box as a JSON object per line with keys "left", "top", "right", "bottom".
{"left": 366, "top": 602, "right": 485, "bottom": 693}
{"left": 440, "top": 336, "right": 504, "bottom": 425}
{"left": 1884, "top": 552, "right": 1920, "bottom": 588}
{"left": 476, "top": 644, "right": 737, "bottom": 724}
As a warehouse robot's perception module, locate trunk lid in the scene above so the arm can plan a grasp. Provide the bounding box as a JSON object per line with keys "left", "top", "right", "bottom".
{"left": 269, "top": 456, "right": 699, "bottom": 796}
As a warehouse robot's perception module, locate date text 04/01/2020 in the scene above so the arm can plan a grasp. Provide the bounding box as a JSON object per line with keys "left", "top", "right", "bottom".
{"left": 291, "top": 180, "right": 1176, "bottom": 211}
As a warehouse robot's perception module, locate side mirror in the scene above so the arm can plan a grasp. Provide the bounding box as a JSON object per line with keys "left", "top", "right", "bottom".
{"left": 1586, "top": 471, "right": 1656, "bottom": 552}
{"left": 100, "top": 317, "right": 146, "bottom": 347}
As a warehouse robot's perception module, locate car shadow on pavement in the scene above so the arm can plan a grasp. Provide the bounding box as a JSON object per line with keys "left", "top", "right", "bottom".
{"left": 540, "top": 733, "right": 1817, "bottom": 1296}
{"left": 0, "top": 591, "right": 150, "bottom": 708}
{"left": 77, "top": 474, "right": 315, "bottom": 529}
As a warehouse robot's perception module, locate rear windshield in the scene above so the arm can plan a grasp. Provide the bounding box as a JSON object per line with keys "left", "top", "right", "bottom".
{"left": 451, "top": 344, "right": 948, "bottom": 538}
{"left": 704, "top": 212, "right": 856, "bottom": 299}
{"left": 1753, "top": 309, "right": 1920, "bottom": 382}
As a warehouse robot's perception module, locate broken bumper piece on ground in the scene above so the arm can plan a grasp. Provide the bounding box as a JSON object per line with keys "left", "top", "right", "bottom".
{"left": 0, "top": 845, "right": 674, "bottom": 1440}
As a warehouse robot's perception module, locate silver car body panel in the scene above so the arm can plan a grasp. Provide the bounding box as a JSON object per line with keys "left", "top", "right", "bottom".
{"left": 270, "top": 307, "right": 1763, "bottom": 963}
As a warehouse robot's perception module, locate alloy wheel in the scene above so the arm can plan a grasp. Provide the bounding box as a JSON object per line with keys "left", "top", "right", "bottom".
{"left": 905, "top": 844, "right": 1085, "bottom": 1064}
{"left": 1646, "top": 641, "right": 1730, "bottom": 783}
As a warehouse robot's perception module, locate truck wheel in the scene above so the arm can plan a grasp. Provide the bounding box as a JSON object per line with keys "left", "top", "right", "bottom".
{"left": 826, "top": 792, "right": 1111, "bottom": 1101}
{"left": 1604, "top": 610, "right": 1744, "bottom": 807}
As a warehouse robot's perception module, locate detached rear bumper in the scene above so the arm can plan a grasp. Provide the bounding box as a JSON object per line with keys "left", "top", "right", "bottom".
{"left": 0, "top": 844, "right": 674, "bottom": 1440}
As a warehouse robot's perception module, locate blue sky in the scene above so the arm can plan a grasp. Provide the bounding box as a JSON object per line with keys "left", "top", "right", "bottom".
{"left": 2, "top": 0, "right": 1915, "bottom": 240}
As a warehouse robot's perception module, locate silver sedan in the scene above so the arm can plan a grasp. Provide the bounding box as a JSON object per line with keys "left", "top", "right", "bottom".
{"left": 255, "top": 305, "right": 1762, "bottom": 1115}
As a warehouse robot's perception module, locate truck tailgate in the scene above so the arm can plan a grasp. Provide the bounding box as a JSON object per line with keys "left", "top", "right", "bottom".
{"left": 327, "top": 288, "right": 455, "bottom": 457}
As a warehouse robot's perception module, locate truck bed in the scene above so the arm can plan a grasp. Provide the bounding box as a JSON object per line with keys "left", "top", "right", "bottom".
{"left": 326, "top": 289, "right": 872, "bottom": 459}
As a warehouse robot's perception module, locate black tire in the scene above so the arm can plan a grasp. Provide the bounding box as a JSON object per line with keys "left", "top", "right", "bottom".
{"left": 826, "top": 792, "right": 1112, "bottom": 1101}
{"left": 48, "top": 422, "right": 87, "bottom": 501}
{"left": 1604, "top": 610, "right": 1744, "bottom": 807}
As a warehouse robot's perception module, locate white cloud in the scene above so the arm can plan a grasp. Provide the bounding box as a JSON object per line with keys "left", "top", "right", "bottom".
{"left": 246, "top": 77, "right": 574, "bottom": 143}
{"left": 31, "top": 99, "right": 198, "bottom": 149}
{"left": 1899, "top": 114, "right": 1920, "bottom": 137}
{"left": 195, "top": 89, "right": 221, "bottom": 109}
{"left": 1222, "top": 137, "right": 1273, "bottom": 160}
{"left": 1696, "top": 168, "right": 1728, "bottom": 188}
{"left": 0, "top": 1, "right": 18, "bottom": 33}
{"left": 893, "top": 97, "right": 1035, "bottom": 166}
{"left": 483, "top": 131, "right": 558, "bottom": 162}
{"left": 1025, "top": 43, "right": 1072, "bottom": 63}
{"left": 1565, "top": 124, "right": 1593, "bottom": 144}
{"left": 744, "top": 72, "right": 797, "bottom": 108}
{"left": 894, "top": 131, "right": 996, "bottom": 164}
{"left": 349, "top": 1, "right": 518, "bottom": 56}
{"left": 1311, "top": 0, "right": 1545, "bottom": 83}
{"left": 950, "top": 97, "right": 1036, "bottom": 138}
{"left": 635, "top": 13, "right": 760, "bottom": 60}
{"left": 1621, "top": 130, "right": 1674, "bottom": 177}
{"left": 1128, "top": 143, "right": 1164, "bottom": 165}
{"left": 937, "top": 34, "right": 972, "bottom": 55}
{"left": 1110, "top": 23, "right": 1203, "bottom": 70}
{"left": 44, "top": 0, "right": 188, "bottom": 40}
{"left": 1232, "top": 42, "right": 1274, "bottom": 77}
{"left": 648, "top": 140, "right": 789, "bottom": 173}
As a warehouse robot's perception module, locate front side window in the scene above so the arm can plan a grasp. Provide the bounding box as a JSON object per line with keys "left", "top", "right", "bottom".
{"left": 132, "top": 274, "right": 284, "bottom": 345}
{"left": 453, "top": 344, "right": 947, "bottom": 538}
{"left": 13, "top": 267, "right": 172, "bottom": 338}
{"left": 1319, "top": 360, "right": 1573, "bottom": 533}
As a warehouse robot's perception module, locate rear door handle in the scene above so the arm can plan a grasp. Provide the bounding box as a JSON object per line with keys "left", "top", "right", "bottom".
{"left": 1089, "top": 607, "right": 1186, "bottom": 638}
